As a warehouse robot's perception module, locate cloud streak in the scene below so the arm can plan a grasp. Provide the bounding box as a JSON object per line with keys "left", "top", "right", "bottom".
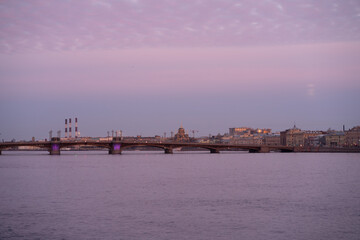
{"left": 0, "top": 0, "right": 360, "bottom": 53}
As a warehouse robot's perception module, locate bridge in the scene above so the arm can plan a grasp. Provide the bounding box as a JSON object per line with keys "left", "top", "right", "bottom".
{"left": 0, "top": 137, "right": 295, "bottom": 155}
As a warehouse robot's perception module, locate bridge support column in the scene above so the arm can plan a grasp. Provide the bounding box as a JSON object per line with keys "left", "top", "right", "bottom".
{"left": 49, "top": 143, "right": 60, "bottom": 155}
{"left": 164, "top": 147, "right": 173, "bottom": 154}
{"left": 210, "top": 148, "right": 220, "bottom": 153}
{"left": 249, "top": 147, "right": 270, "bottom": 153}
{"left": 259, "top": 146, "right": 270, "bottom": 153}
{"left": 109, "top": 142, "right": 122, "bottom": 154}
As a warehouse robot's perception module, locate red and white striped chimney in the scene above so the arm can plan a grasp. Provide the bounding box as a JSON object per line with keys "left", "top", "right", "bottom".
{"left": 75, "top": 117, "right": 78, "bottom": 138}
{"left": 69, "top": 118, "right": 72, "bottom": 138}
{"left": 65, "top": 119, "right": 68, "bottom": 138}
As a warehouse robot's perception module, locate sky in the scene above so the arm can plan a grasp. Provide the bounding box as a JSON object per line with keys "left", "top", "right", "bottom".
{"left": 0, "top": 0, "right": 360, "bottom": 140}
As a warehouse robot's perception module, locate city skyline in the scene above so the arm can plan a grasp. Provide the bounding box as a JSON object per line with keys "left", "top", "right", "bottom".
{"left": 1, "top": 0, "right": 360, "bottom": 140}
{"left": 2, "top": 119, "right": 359, "bottom": 141}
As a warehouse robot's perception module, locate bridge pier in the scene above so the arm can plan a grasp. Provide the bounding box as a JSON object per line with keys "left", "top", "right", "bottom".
{"left": 49, "top": 143, "right": 60, "bottom": 155}
{"left": 109, "top": 142, "right": 122, "bottom": 154}
{"left": 249, "top": 146, "right": 270, "bottom": 153}
{"left": 164, "top": 147, "right": 173, "bottom": 154}
{"left": 210, "top": 148, "right": 220, "bottom": 153}
{"left": 281, "top": 149, "right": 294, "bottom": 152}
{"left": 259, "top": 146, "right": 270, "bottom": 153}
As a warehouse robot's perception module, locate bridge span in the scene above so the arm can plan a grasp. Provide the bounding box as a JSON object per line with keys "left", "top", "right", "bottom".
{"left": 0, "top": 138, "right": 295, "bottom": 155}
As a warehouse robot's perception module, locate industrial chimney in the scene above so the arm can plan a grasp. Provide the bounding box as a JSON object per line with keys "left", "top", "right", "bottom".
{"left": 75, "top": 117, "right": 78, "bottom": 138}
{"left": 65, "top": 119, "right": 68, "bottom": 139}
{"left": 69, "top": 118, "right": 72, "bottom": 139}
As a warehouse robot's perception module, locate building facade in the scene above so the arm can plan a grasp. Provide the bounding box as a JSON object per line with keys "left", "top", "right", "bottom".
{"left": 229, "top": 127, "right": 271, "bottom": 136}
{"left": 345, "top": 126, "right": 360, "bottom": 147}
{"left": 263, "top": 135, "right": 281, "bottom": 146}
{"left": 280, "top": 126, "right": 302, "bottom": 146}
{"left": 325, "top": 132, "right": 345, "bottom": 147}
{"left": 280, "top": 126, "right": 324, "bottom": 147}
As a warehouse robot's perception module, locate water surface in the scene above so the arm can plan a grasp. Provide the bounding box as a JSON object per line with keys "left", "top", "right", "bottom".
{"left": 0, "top": 151, "right": 359, "bottom": 240}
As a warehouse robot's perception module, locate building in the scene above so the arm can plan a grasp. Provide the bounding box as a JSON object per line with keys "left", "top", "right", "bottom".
{"left": 229, "top": 127, "right": 271, "bottom": 136}
{"left": 308, "top": 135, "right": 325, "bottom": 147}
{"left": 263, "top": 135, "right": 280, "bottom": 146}
{"left": 254, "top": 128, "right": 272, "bottom": 134}
{"left": 174, "top": 125, "right": 190, "bottom": 142}
{"left": 297, "top": 131, "right": 324, "bottom": 146}
{"left": 280, "top": 125, "right": 324, "bottom": 146}
{"left": 325, "top": 132, "right": 345, "bottom": 147}
{"left": 280, "top": 125, "right": 302, "bottom": 146}
{"left": 230, "top": 135, "right": 264, "bottom": 145}
{"left": 229, "top": 127, "right": 252, "bottom": 136}
{"left": 345, "top": 126, "right": 360, "bottom": 147}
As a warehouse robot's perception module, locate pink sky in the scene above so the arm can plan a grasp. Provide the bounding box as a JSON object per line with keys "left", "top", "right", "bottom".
{"left": 1, "top": 42, "right": 359, "bottom": 98}
{"left": 0, "top": 0, "right": 359, "bottom": 139}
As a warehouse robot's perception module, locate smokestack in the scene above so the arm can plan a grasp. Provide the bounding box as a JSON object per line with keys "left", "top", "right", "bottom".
{"left": 343, "top": 125, "right": 345, "bottom": 132}
{"left": 75, "top": 117, "right": 78, "bottom": 138}
{"left": 65, "top": 119, "right": 68, "bottom": 138}
{"left": 69, "top": 118, "right": 72, "bottom": 139}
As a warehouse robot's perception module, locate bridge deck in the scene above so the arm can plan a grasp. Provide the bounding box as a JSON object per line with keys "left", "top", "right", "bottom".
{"left": 1, "top": 140, "right": 359, "bottom": 154}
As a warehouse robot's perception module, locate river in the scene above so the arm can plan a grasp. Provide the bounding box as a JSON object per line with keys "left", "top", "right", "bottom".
{"left": 0, "top": 151, "right": 359, "bottom": 240}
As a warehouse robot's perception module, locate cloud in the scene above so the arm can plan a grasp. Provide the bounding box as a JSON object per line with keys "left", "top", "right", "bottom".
{"left": 184, "top": 26, "right": 196, "bottom": 32}
{"left": 126, "top": 0, "right": 139, "bottom": 4}
{"left": 92, "top": 0, "right": 112, "bottom": 8}
{"left": 0, "top": 0, "right": 360, "bottom": 53}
